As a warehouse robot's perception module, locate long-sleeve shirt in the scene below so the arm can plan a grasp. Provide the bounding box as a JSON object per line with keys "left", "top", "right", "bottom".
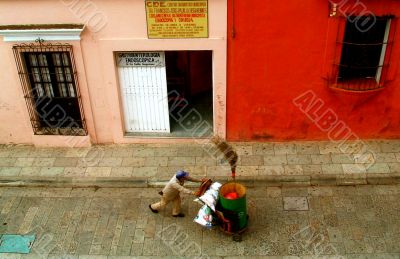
{"left": 162, "top": 175, "right": 192, "bottom": 199}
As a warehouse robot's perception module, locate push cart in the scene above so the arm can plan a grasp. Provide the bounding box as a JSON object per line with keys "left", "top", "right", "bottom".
{"left": 214, "top": 182, "right": 249, "bottom": 242}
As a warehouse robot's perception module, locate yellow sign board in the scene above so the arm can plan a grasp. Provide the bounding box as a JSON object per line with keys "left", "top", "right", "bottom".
{"left": 145, "top": 0, "right": 208, "bottom": 39}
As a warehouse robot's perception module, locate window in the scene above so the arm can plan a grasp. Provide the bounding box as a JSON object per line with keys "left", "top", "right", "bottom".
{"left": 330, "top": 16, "right": 395, "bottom": 91}
{"left": 13, "top": 41, "right": 86, "bottom": 135}
{"left": 24, "top": 52, "right": 77, "bottom": 98}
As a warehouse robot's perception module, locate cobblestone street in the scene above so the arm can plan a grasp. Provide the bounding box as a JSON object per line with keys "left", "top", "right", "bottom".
{"left": 0, "top": 185, "right": 399, "bottom": 258}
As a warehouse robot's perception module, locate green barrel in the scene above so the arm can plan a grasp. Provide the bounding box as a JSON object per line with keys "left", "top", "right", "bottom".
{"left": 218, "top": 182, "right": 248, "bottom": 230}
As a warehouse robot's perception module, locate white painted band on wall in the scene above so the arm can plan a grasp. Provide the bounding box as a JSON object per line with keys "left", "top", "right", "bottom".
{"left": 0, "top": 29, "right": 84, "bottom": 42}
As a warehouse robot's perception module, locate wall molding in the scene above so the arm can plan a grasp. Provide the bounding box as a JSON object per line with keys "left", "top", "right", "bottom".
{"left": 0, "top": 27, "right": 84, "bottom": 42}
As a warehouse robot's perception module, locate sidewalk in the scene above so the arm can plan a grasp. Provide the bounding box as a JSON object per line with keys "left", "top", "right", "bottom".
{"left": 0, "top": 140, "right": 399, "bottom": 187}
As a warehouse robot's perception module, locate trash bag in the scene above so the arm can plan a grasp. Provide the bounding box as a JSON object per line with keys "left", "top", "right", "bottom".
{"left": 194, "top": 205, "right": 213, "bottom": 228}
{"left": 197, "top": 182, "right": 222, "bottom": 211}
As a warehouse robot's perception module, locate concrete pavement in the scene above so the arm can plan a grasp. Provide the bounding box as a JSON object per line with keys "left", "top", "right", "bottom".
{"left": 0, "top": 140, "right": 399, "bottom": 187}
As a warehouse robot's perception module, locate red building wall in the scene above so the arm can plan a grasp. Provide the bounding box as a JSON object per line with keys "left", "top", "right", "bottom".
{"left": 227, "top": 0, "right": 400, "bottom": 141}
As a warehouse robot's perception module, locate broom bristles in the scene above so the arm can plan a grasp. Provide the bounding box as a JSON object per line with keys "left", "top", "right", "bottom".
{"left": 211, "top": 136, "right": 238, "bottom": 171}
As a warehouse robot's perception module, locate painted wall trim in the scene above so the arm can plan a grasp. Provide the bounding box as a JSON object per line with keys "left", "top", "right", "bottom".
{"left": 0, "top": 29, "right": 84, "bottom": 42}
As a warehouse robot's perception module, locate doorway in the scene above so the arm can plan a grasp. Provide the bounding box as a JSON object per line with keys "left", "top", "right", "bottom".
{"left": 165, "top": 51, "right": 213, "bottom": 137}
{"left": 117, "top": 50, "right": 213, "bottom": 137}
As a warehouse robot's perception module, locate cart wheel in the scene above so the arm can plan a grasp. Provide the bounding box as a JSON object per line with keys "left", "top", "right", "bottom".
{"left": 232, "top": 233, "right": 242, "bottom": 242}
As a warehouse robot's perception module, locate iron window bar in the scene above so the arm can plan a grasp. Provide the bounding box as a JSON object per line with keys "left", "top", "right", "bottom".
{"left": 338, "top": 41, "right": 393, "bottom": 46}
{"left": 333, "top": 64, "right": 385, "bottom": 69}
{"left": 13, "top": 38, "right": 87, "bottom": 136}
{"left": 328, "top": 16, "right": 397, "bottom": 92}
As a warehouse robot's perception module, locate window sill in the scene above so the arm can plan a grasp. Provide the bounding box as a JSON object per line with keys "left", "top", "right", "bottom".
{"left": 328, "top": 78, "right": 385, "bottom": 93}
{"left": 32, "top": 134, "right": 91, "bottom": 147}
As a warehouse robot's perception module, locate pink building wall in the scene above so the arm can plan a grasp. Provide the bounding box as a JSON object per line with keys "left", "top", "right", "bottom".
{"left": 0, "top": 0, "right": 227, "bottom": 146}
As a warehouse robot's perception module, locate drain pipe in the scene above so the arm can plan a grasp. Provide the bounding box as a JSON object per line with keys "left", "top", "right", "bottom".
{"left": 231, "top": 0, "right": 236, "bottom": 38}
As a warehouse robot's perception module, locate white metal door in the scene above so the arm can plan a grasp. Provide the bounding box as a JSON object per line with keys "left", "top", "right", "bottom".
{"left": 117, "top": 52, "right": 170, "bottom": 133}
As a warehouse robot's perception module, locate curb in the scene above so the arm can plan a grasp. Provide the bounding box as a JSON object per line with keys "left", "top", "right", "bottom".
{"left": 0, "top": 173, "right": 398, "bottom": 188}
{"left": 0, "top": 176, "right": 148, "bottom": 188}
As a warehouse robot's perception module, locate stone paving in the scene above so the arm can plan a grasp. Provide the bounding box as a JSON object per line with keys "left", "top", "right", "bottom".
{"left": 0, "top": 140, "right": 399, "bottom": 186}
{"left": 0, "top": 185, "right": 399, "bottom": 258}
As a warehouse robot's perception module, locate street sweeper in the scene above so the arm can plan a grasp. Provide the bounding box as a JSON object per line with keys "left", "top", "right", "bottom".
{"left": 149, "top": 170, "right": 205, "bottom": 217}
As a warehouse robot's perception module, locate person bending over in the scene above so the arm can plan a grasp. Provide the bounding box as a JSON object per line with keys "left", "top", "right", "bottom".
{"left": 149, "top": 170, "right": 203, "bottom": 217}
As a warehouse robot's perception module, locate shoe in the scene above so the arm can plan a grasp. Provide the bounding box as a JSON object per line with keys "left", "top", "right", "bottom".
{"left": 172, "top": 213, "right": 185, "bottom": 217}
{"left": 149, "top": 204, "right": 158, "bottom": 213}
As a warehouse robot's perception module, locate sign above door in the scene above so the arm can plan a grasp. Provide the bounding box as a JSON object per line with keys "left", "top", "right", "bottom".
{"left": 145, "top": 0, "right": 208, "bottom": 39}
{"left": 117, "top": 52, "right": 165, "bottom": 67}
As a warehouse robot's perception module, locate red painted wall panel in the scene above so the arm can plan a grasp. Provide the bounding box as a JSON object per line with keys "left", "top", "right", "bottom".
{"left": 227, "top": 0, "right": 400, "bottom": 141}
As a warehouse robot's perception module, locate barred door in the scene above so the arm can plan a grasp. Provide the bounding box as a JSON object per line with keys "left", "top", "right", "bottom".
{"left": 117, "top": 52, "right": 170, "bottom": 133}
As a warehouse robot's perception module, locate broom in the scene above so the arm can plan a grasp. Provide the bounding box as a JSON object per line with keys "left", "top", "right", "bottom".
{"left": 211, "top": 136, "right": 238, "bottom": 180}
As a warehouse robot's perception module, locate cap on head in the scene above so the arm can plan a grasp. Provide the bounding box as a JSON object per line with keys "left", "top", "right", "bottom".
{"left": 176, "top": 170, "right": 189, "bottom": 180}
